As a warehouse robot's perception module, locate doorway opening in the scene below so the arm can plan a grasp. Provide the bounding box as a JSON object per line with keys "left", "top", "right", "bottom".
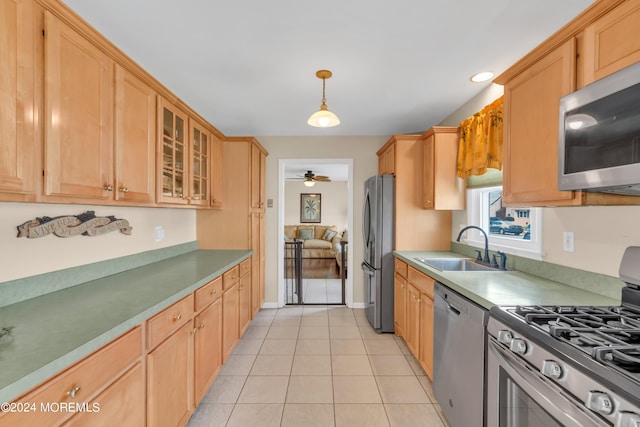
{"left": 278, "top": 159, "right": 353, "bottom": 306}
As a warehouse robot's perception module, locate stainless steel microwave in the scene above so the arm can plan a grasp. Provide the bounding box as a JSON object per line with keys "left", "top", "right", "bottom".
{"left": 558, "top": 60, "right": 640, "bottom": 196}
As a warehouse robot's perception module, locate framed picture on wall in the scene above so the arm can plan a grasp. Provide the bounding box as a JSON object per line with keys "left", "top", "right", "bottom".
{"left": 300, "top": 193, "right": 321, "bottom": 223}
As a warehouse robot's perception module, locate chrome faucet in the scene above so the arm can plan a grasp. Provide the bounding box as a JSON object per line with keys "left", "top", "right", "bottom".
{"left": 456, "top": 226, "right": 490, "bottom": 265}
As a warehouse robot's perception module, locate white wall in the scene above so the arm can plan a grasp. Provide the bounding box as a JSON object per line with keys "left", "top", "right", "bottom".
{"left": 257, "top": 136, "right": 384, "bottom": 305}
{"left": 0, "top": 202, "right": 196, "bottom": 283}
{"left": 444, "top": 84, "right": 640, "bottom": 278}
{"left": 284, "top": 180, "right": 348, "bottom": 231}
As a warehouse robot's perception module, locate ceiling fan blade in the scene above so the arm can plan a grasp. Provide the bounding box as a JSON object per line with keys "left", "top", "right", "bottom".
{"left": 314, "top": 176, "right": 331, "bottom": 182}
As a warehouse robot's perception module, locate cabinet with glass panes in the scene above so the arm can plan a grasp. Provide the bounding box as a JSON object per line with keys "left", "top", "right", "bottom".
{"left": 158, "top": 98, "right": 210, "bottom": 205}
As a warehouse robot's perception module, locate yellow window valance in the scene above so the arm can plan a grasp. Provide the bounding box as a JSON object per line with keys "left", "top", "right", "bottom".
{"left": 456, "top": 96, "right": 504, "bottom": 179}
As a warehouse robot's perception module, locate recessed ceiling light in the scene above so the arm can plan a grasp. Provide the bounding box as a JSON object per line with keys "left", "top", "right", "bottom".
{"left": 470, "top": 71, "right": 494, "bottom": 83}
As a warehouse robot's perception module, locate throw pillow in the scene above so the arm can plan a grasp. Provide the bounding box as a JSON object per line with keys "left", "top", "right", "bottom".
{"left": 298, "top": 228, "right": 314, "bottom": 240}
{"left": 322, "top": 229, "right": 337, "bottom": 241}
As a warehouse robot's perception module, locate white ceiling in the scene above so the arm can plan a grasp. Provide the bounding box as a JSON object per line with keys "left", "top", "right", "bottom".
{"left": 62, "top": 0, "right": 594, "bottom": 137}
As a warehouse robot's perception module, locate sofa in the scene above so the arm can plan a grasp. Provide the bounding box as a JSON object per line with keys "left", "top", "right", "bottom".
{"left": 284, "top": 225, "right": 342, "bottom": 259}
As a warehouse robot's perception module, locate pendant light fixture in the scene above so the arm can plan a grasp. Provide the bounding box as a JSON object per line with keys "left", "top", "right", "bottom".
{"left": 307, "top": 70, "right": 340, "bottom": 128}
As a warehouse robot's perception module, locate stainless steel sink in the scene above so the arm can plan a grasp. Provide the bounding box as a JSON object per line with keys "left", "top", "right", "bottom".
{"left": 415, "top": 257, "right": 504, "bottom": 272}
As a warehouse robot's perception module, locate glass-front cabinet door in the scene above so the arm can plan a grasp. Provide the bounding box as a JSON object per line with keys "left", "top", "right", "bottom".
{"left": 158, "top": 98, "right": 189, "bottom": 204}
{"left": 189, "top": 120, "right": 210, "bottom": 206}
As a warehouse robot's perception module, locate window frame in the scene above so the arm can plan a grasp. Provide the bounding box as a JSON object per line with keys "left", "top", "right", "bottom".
{"left": 463, "top": 186, "right": 544, "bottom": 260}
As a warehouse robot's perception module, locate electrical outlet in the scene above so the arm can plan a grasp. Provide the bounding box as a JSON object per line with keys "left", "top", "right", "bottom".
{"left": 154, "top": 226, "right": 165, "bottom": 242}
{"left": 563, "top": 231, "right": 574, "bottom": 252}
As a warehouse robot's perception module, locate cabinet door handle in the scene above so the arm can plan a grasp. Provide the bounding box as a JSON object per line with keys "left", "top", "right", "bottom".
{"left": 198, "top": 323, "right": 206, "bottom": 329}
{"left": 192, "top": 327, "right": 198, "bottom": 335}
{"left": 103, "top": 184, "right": 113, "bottom": 191}
{"left": 118, "top": 186, "right": 129, "bottom": 193}
{"left": 66, "top": 386, "right": 81, "bottom": 398}
{"left": 173, "top": 313, "right": 182, "bottom": 321}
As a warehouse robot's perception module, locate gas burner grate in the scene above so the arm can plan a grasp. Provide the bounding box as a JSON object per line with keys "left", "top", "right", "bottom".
{"left": 507, "top": 304, "right": 640, "bottom": 376}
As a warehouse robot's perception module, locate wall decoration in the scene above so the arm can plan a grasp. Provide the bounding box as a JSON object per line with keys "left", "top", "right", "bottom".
{"left": 300, "top": 193, "right": 321, "bottom": 223}
{"left": 17, "top": 211, "right": 133, "bottom": 238}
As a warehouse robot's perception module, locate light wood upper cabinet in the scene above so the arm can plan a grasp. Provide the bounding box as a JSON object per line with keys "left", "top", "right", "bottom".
{"left": 158, "top": 98, "right": 189, "bottom": 205}
{"left": 189, "top": 119, "right": 211, "bottom": 207}
{"left": 502, "top": 39, "right": 579, "bottom": 207}
{"left": 581, "top": 0, "right": 640, "bottom": 86}
{"left": 43, "top": 11, "right": 114, "bottom": 201}
{"left": 0, "top": 0, "right": 37, "bottom": 201}
{"left": 377, "top": 144, "right": 396, "bottom": 175}
{"left": 114, "top": 65, "right": 156, "bottom": 204}
{"left": 421, "top": 126, "right": 465, "bottom": 210}
{"left": 158, "top": 97, "right": 216, "bottom": 207}
{"left": 377, "top": 135, "right": 452, "bottom": 251}
{"left": 495, "top": 0, "right": 640, "bottom": 207}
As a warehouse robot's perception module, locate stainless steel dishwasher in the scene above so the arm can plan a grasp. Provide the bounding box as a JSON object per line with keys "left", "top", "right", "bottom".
{"left": 433, "top": 282, "right": 488, "bottom": 427}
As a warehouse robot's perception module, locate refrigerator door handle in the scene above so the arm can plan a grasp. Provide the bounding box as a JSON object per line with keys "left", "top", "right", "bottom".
{"left": 363, "top": 192, "right": 371, "bottom": 251}
{"left": 361, "top": 262, "right": 375, "bottom": 276}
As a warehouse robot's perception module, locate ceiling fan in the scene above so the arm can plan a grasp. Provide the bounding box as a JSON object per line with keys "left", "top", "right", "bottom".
{"left": 297, "top": 170, "right": 331, "bottom": 187}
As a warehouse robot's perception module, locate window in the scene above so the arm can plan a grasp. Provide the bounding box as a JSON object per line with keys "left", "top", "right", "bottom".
{"left": 463, "top": 186, "right": 543, "bottom": 259}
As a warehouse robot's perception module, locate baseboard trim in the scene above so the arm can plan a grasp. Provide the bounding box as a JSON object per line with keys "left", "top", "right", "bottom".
{"left": 261, "top": 302, "right": 280, "bottom": 309}
{"left": 348, "top": 302, "right": 365, "bottom": 309}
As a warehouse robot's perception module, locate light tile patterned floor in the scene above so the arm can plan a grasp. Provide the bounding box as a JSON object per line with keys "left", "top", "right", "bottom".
{"left": 187, "top": 306, "right": 451, "bottom": 427}
{"left": 302, "top": 279, "right": 343, "bottom": 304}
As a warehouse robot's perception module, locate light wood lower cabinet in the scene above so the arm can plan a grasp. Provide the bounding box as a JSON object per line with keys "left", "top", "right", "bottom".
{"left": 0, "top": 327, "right": 142, "bottom": 427}
{"left": 64, "top": 362, "right": 145, "bottom": 427}
{"left": 419, "top": 292, "right": 435, "bottom": 378}
{"left": 394, "top": 258, "right": 408, "bottom": 338}
{"left": 147, "top": 320, "right": 194, "bottom": 427}
{"left": 194, "top": 298, "right": 222, "bottom": 406}
{"left": 222, "top": 280, "right": 240, "bottom": 363}
{"left": 239, "top": 259, "right": 252, "bottom": 337}
{"left": 394, "top": 259, "right": 435, "bottom": 379}
{"left": 405, "top": 283, "right": 421, "bottom": 357}
{"left": 3, "top": 263, "right": 246, "bottom": 427}
{"left": 394, "top": 272, "right": 407, "bottom": 339}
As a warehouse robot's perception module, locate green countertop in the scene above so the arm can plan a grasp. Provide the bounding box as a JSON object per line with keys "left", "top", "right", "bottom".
{"left": 0, "top": 249, "right": 251, "bottom": 404}
{"left": 394, "top": 251, "right": 621, "bottom": 309}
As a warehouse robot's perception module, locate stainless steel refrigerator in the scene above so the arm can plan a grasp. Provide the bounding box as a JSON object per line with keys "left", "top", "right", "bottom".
{"left": 361, "top": 175, "right": 395, "bottom": 333}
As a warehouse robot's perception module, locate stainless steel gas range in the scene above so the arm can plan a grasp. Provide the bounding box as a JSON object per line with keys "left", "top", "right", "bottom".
{"left": 486, "top": 246, "right": 640, "bottom": 427}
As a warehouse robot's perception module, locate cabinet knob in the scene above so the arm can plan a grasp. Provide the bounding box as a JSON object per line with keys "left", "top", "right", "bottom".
{"left": 119, "top": 186, "right": 129, "bottom": 193}
{"left": 103, "top": 184, "right": 113, "bottom": 191}
{"left": 173, "top": 313, "right": 182, "bottom": 322}
{"left": 66, "top": 386, "right": 81, "bottom": 398}
{"left": 191, "top": 327, "right": 198, "bottom": 335}
{"left": 210, "top": 290, "right": 216, "bottom": 296}
{"left": 198, "top": 323, "right": 206, "bottom": 329}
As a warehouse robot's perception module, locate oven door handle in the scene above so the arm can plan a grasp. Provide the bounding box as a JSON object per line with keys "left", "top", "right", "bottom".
{"left": 488, "top": 339, "right": 606, "bottom": 427}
